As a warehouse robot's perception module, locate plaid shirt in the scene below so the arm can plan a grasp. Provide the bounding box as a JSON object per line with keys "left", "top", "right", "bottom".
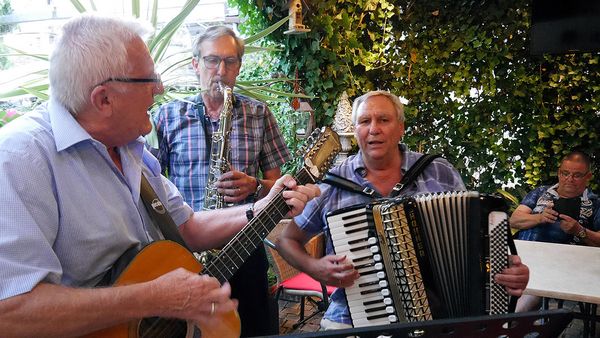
{"left": 293, "top": 144, "right": 466, "bottom": 325}
{"left": 153, "top": 93, "right": 290, "bottom": 210}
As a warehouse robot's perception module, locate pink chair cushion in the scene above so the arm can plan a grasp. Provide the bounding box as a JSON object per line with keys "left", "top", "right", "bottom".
{"left": 280, "top": 272, "right": 336, "bottom": 295}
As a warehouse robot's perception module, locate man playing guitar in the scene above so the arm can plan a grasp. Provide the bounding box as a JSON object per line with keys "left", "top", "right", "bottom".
{"left": 0, "top": 15, "right": 320, "bottom": 338}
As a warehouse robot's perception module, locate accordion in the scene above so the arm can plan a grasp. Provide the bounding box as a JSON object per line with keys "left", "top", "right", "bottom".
{"left": 326, "top": 191, "right": 516, "bottom": 328}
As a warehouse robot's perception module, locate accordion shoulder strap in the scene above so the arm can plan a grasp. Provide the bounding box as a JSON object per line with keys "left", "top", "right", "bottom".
{"left": 323, "top": 171, "right": 381, "bottom": 198}
{"left": 391, "top": 153, "right": 441, "bottom": 197}
{"left": 323, "top": 153, "right": 442, "bottom": 198}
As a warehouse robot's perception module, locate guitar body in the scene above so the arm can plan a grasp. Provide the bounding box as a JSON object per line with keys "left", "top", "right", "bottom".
{"left": 84, "top": 241, "right": 241, "bottom": 338}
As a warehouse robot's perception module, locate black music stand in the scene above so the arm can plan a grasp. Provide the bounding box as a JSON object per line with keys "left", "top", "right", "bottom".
{"left": 261, "top": 309, "right": 573, "bottom": 338}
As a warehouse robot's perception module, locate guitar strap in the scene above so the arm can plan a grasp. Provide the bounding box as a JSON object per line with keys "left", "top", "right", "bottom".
{"left": 140, "top": 174, "right": 191, "bottom": 251}
{"left": 97, "top": 175, "right": 192, "bottom": 287}
{"left": 323, "top": 153, "right": 442, "bottom": 198}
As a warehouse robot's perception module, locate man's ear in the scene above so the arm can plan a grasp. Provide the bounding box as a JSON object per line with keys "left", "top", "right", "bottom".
{"left": 90, "top": 85, "right": 113, "bottom": 117}
{"left": 191, "top": 56, "right": 200, "bottom": 73}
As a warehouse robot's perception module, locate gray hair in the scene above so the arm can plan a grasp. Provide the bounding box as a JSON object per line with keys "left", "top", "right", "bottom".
{"left": 351, "top": 90, "right": 405, "bottom": 125}
{"left": 191, "top": 25, "right": 245, "bottom": 59}
{"left": 49, "top": 15, "right": 152, "bottom": 116}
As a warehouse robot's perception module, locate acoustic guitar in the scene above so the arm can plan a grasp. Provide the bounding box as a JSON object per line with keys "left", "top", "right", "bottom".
{"left": 84, "top": 126, "right": 341, "bottom": 338}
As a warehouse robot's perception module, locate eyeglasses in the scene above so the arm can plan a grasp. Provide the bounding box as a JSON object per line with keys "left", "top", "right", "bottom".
{"left": 200, "top": 56, "right": 241, "bottom": 70}
{"left": 559, "top": 170, "right": 588, "bottom": 180}
{"left": 95, "top": 73, "right": 162, "bottom": 89}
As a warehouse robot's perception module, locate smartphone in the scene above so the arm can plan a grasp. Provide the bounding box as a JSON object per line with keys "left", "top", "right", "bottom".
{"left": 552, "top": 197, "right": 581, "bottom": 219}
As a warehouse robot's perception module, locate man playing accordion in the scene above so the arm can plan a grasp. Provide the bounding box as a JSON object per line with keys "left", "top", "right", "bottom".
{"left": 276, "top": 90, "right": 530, "bottom": 330}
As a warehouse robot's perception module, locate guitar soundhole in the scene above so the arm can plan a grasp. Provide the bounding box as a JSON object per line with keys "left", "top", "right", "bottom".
{"left": 138, "top": 317, "right": 188, "bottom": 337}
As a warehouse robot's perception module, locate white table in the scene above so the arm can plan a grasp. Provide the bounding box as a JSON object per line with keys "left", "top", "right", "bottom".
{"left": 515, "top": 239, "right": 600, "bottom": 303}
{"left": 515, "top": 240, "right": 600, "bottom": 336}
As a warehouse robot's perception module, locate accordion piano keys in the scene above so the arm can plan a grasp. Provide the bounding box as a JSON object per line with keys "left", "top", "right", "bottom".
{"left": 327, "top": 205, "right": 402, "bottom": 327}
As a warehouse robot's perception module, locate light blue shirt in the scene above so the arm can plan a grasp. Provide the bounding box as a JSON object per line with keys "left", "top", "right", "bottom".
{"left": 0, "top": 99, "right": 193, "bottom": 300}
{"left": 294, "top": 145, "right": 466, "bottom": 325}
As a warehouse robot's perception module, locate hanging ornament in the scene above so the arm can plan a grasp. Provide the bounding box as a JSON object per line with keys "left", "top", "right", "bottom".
{"left": 332, "top": 91, "right": 354, "bottom": 133}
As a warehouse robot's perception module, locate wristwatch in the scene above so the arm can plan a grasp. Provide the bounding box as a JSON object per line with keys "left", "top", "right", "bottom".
{"left": 575, "top": 227, "right": 587, "bottom": 240}
{"left": 254, "top": 178, "right": 264, "bottom": 200}
{"left": 245, "top": 203, "right": 255, "bottom": 222}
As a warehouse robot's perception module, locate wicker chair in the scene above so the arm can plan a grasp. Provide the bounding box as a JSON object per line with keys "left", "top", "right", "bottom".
{"left": 264, "top": 219, "right": 336, "bottom": 329}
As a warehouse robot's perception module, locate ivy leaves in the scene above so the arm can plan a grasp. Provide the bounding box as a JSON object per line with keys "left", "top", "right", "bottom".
{"left": 233, "top": 0, "right": 599, "bottom": 192}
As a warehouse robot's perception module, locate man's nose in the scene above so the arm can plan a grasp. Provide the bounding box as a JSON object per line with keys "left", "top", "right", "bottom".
{"left": 216, "top": 60, "right": 228, "bottom": 75}
{"left": 369, "top": 122, "right": 382, "bottom": 134}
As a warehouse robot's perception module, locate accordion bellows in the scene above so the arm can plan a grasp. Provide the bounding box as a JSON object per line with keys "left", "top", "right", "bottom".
{"left": 326, "top": 191, "right": 514, "bottom": 328}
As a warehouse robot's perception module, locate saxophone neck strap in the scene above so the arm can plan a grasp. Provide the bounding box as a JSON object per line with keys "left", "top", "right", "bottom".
{"left": 139, "top": 174, "right": 191, "bottom": 251}
{"left": 323, "top": 153, "right": 442, "bottom": 198}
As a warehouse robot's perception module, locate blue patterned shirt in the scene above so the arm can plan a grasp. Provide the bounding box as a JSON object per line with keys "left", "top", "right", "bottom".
{"left": 153, "top": 93, "right": 291, "bottom": 210}
{"left": 516, "top": 184, "right": 600, "bottom": 243}
{"left": 293, "top": 144, "right": 466, "bottom": 325}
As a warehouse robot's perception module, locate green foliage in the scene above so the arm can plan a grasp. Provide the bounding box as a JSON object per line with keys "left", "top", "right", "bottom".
{"left": 0, "top": 0, "right": 14, "bottom": 70}
{"left": 233, "top": 0, "right": 600, "bottom": 193}
{"left": 0, "top": 0, "right": 13, "bottom": 34}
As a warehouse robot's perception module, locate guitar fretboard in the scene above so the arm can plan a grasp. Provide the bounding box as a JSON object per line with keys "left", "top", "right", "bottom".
{"left": 204, "top": 168, "right": 313, "bottom": 283}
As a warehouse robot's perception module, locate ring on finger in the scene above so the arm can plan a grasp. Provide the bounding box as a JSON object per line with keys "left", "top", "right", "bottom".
{"left": 210, "top": 302, "right": 216, "bottom": 315}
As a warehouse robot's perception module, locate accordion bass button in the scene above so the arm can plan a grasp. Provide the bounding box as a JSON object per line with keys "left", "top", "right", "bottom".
{"left": 377, "top": 271, "right": 386, "bottom": 279}
{"left": 369, "top": 246, "right": 379, "bottom": 253}
{"left": 381, "top": 289, "right": 390, "bottom": 296}
{"left": 373, "top": 254, "right": 381, "bottom": 261}
{"left": 386, "top": 306, "right": 395, "bottom": 314}
{"left": 368, "top": 237, "right": 377, "bottom": 244}
{"left": 388, "top": 315, "right": 398, "bottom": 323}
{"left": 383, "top": 297, "right": 393, "bottom": 305}
{"left": 379, "top": 280, "right": 388, "bottom": 288}
{"left": 374, "top": 263, "right": 384, "bottom": 270}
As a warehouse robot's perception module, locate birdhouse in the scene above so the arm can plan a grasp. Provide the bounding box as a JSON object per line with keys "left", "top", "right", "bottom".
{"left": 284, "top": 0, "right": 311, "bottom": 35}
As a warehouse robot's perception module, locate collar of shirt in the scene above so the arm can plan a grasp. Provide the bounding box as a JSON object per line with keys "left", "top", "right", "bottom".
{"left": 547, "top": 183, "right": 591, "bottom": 201}
{"left": 49, "top": 98, "right": 93, "bottom": 152}
{"left": 47, "top": 98, "right": 150, "bottom": 199}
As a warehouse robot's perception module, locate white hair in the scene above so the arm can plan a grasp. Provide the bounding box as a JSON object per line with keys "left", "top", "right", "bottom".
{"left": 49, "top": 14, "right": 153, "bottom": 116}
{"left": 351, "top": 90, "right": 406, "bottom": 125}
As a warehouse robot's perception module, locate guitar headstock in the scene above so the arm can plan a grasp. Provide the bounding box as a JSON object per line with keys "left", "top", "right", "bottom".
{"left": 296, "top": 126, "right": 341, "bottom": 184}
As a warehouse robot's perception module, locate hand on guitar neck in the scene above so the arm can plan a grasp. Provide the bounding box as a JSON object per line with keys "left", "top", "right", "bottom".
{"left": 254, "top": 174, "right": 321, "bottom": 218}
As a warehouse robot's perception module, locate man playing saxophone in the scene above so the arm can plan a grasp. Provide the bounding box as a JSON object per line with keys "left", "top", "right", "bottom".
{"left": 153, "top": 26, "right": 290, "bottom": 337}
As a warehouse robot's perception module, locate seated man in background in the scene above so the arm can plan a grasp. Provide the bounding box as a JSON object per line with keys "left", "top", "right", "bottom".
{"left": 276, "top": 90, "right": 530, "bottom": 330}
{"left": 511, "top": 150, "right": 599, "bottom": 311}
{"left": 510, "top": 150, "right": 599, "bottom": 246}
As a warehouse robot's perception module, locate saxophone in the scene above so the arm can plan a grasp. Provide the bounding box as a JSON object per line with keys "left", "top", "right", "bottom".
{"left": 203, "top": 83, "right": 234, "bottom": 210}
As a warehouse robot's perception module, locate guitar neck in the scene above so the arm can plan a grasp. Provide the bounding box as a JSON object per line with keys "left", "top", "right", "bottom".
{"left": 204, "top": 168, "right": 314, "bottom": 283}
